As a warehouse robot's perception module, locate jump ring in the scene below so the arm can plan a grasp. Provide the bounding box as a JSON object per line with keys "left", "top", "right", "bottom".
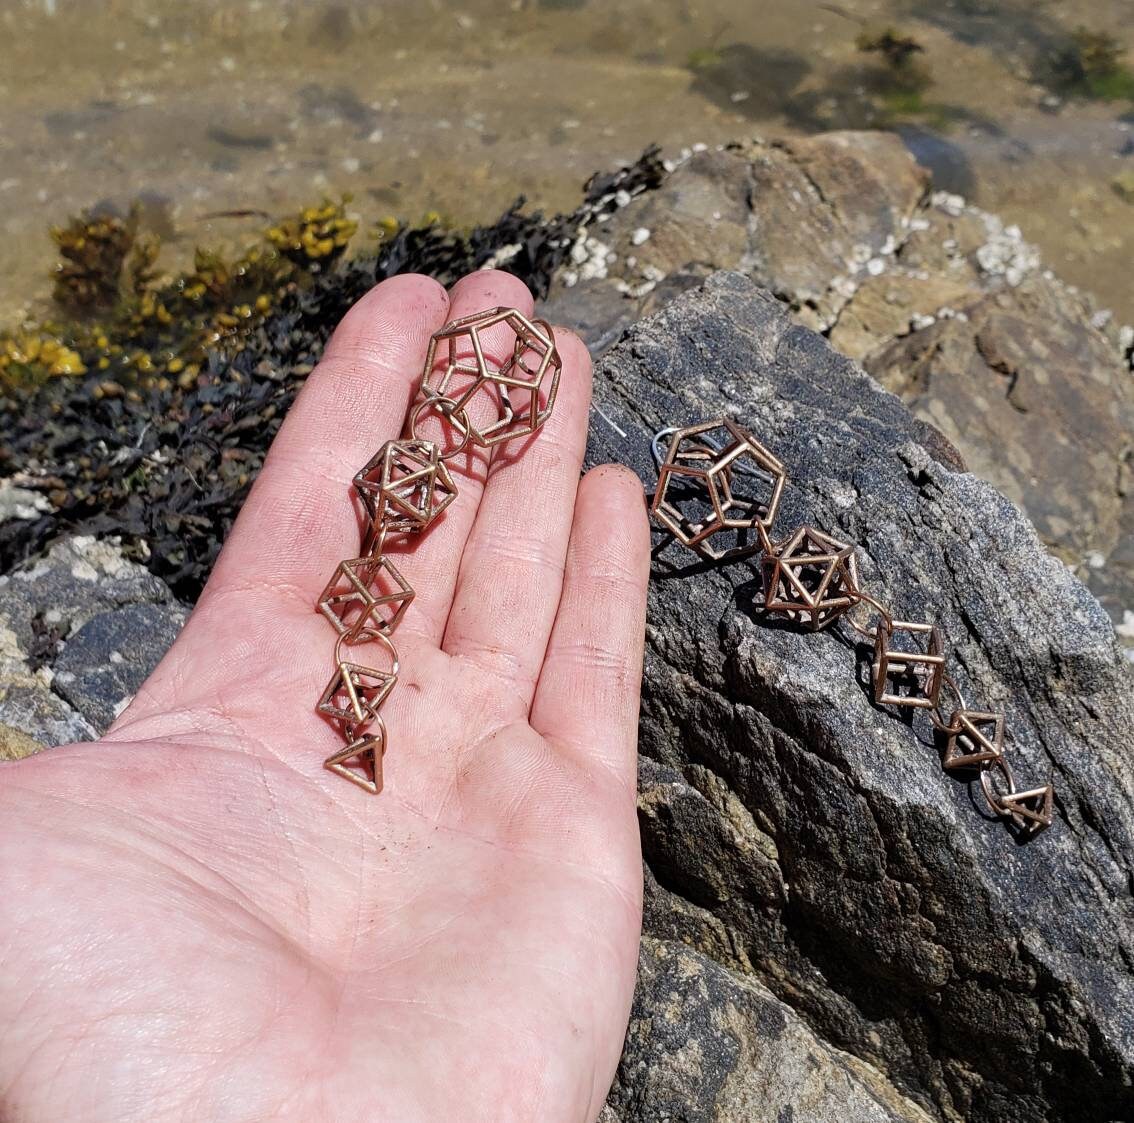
{"left": 363, "top": 520, "right": 390, "bottom": 560}
{"left": 941, "top": 671, "right": 968, "bottom": 713}
{"left": 979, "top": 754, "right": 1017, "bottom": 818}
{"left": 408, "top": 396, "right": 472, "bottom": 461}
{"left": 844, "top": 588, "right": 894, "bottom": 638}
{"left": 334, "top": 629, "right": 400, "bottom": 678}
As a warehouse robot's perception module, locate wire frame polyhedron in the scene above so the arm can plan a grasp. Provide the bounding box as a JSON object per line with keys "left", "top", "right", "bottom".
{"left": 762, "top": 526, "right": 860, "bottom": 630}
{"left": 353, "top": 439, "right": 458, "bottom": 534}
{"left": 317, "top": 556, "right": 415, "bottom": 642}
{"left": 942, "top": 709, "right": 1005, "bottom": 770}
{"left": 651, "top": 419, "right": 786, "bottom": 560}
{"left": 317, "top": 661, "right": 397, "bottom": 739}
{"left": 324, "top": 722, "right": 386, "bottom": 795}
{"left": 872, "top": 619, "right": 945, "bottom": 709}
{"left": 979, "top": 756, "right": 1054, "bottom": 832}
{"left": 420, "top": 307, "right": 561, "bottom": 447}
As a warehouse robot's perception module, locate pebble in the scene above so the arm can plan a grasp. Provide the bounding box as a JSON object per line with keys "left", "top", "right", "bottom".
{"left": 932, "top": 191, "right": 967, "bottom": 218}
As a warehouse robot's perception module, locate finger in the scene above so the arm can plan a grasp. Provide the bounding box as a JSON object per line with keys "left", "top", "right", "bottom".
{"left": 207, "top": 273, "right": 450, "bottom": 596}
{"left": 530, "top": 465, "right": 650, "bottom": 789}
{"left": 384, "top": 270, "right": 537, "bottom": 644}
{"left": 109, "top": 275, "right": 448, "bottom": 731}
{"left": 442, "top": 329, "right": 592, "bottom": 709}
{"left": 113, "top": 273, "right": 531, "bottom": 735}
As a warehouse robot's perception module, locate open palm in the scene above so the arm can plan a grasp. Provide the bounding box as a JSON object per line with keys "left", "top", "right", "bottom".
{"left": 0, "top": 270, "right": 650, "bottom": 1122}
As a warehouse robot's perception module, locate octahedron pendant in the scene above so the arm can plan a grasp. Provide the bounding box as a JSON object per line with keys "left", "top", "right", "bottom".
{"left": 353, "top": 439, "right": 458, "bottom": 534}
{"left": 420, "top": 307, "right": 561, "bottom": 447}
{"left": 942, "top": 709, "right": 1004, "bottom": 769}
{"left": 317, "top": 556, "right": 414, "bottom": 641}
{"left": 996, "top": 784, "right": 1054, "bottom": 832}
{"left": 325, "top": 722, "right": 385, "bottom": 795}
{"left": 652, "top": 418, "right": 786, "bottom": 561}
{"left": 872, "top": 619, "right": 945, "bottom": 709}
{"left": 317, "top": 661, "right": 396, "bottom": 738}
{"left": 762, "top": 526, "right": 859, "bottom": 630}
{"left": 980, "top": 756, "right": 1053, "bottom": 833}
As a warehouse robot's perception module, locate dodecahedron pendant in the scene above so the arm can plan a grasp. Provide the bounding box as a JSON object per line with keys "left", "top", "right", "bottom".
{"left": 420, "top": 307, "right": 561, "bottom": 447}
{"left": 872, "top": 619, "right": 945, "bottom": 709}
{"left": 353, "top": 439, "right": 458, "bottom": 535}
{"left": 317, "top": 556, "right": 415, "bottom": 641}
{"left": 651, "top": 418, "right": 786, "bottom": 561}
{"left": 762, "top": 525, "right": 860, "bottom": 630}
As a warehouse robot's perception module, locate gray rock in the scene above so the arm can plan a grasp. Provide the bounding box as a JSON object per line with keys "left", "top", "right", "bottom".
{"left": 0, "top": 534, "right": 173, "bottom": 655}
{"left": 546, "top": 131, "right": 928, "bottom": 332}
{"left": 865, "top": 275, "right": 1134, "bottom": 638}
{"left": 0, "top": 720, "right": 45, "bottom": 762}
{"left": 542, "top": 138, "right": 1134, "bottom": 653}
{"left": 52, "top": 601, "right": 188, "bottom": 730}
{"left": 588, "top": 273, "right": 1134, "bottom": 1123}
{"left": 0, "top": 536, "right": 186, "bottom": 742}
{"left": 604, "top": 934, "right": 935, "bottom": 1123}
{"left": 0, "top": 676, "right": 96, "bottom": 747}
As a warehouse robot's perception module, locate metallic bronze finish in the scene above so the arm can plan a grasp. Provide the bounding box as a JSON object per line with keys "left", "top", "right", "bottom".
{"left": 324, "top": 723, "right": 386, "bottom": 795}
{"left": 872, "top": 619, "right": 945, "bottom": 710}
{"left": 353, "top": 438, "right": 458, "bottom": 535}
{"left": 762, "top": 525, "right": 860, "bottom": 630}
{"left": 317, "top": 555, "right": 414, "bottom": 642}
{"left": 314, "top": 308, "right": 560, "bottom": 793}
{"left": 649, "top": 415, "right": 1056, "bottom": 836}
{"left": 317, "top": 656, "right": 397, "bottom": 740}
{"left": 651, "top": 418, "right": 786, "bottom": 561}
{"left": 420, "top": 307, "right": 561, "bottom": 448}
{"left": 979, "top": 755, "right": 1054, "bottom": 833}
{"left": 942, "top": 710, "right": 1005, "bottom": 770}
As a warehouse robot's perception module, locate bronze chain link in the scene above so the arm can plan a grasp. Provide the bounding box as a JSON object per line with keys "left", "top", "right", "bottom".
{"left": 651, "top": 418, "right": 1054, "bottom": 835}
{"left": 313, "top": 308, "right": 561, "bottom": 793}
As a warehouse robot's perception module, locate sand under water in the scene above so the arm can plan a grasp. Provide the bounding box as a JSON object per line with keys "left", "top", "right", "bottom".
{"left": 1, "top": 0, "right": 1132, "bottom": 323}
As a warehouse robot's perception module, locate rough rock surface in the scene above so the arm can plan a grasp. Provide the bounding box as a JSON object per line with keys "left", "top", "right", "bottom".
{"left": 52, "top": 601, "right": 187, "bottom": 730}
{"left": 0, "top": 535, "right": 185, "bottom": 748}
{"left": 586, "top": 273, "right": 1134, "bottom": 1123}
{"left": 541, "top": 132, "right": 1134, "bottom": 652}
{"left": 3, "top": 130, "right": 1132, "bottom": 1120}
{"left": 865, "top": 275, "right": 1134, "bottom": 640}
{"left": 3, "top": 275, "right": 1131, "bottom": 1121}
{"left": 601, "top": 934, "right": 935, "bottom": 1123}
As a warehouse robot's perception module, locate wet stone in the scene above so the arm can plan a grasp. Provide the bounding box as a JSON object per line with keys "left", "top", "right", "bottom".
{"left": 52, "top": 602, "right": 187, "bottom": 731}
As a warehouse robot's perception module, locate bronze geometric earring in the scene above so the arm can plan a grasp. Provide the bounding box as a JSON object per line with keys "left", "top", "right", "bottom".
{"left": 312, "top": 308, "right": 562, "bottom": 794}
{"left": 650, "top": 418, "right": 785, "bottom": 561}
{"left": 649, "top": 417, "right": 1055, "bottom": 837}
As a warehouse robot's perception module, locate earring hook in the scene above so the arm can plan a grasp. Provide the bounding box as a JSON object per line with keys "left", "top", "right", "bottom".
{"left": 651, "top": 423, "right": 764, "bottom": 479}
{"left": 651, "top": 426, "right": 679, "bottom": 470}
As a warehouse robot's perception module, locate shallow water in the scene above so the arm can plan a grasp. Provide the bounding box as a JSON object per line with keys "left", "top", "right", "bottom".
{"left": 1, "top": 0, "right": 1132, "bottom": 322}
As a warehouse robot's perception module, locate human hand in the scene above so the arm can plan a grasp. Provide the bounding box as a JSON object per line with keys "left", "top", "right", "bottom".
{"left": 0, "top": 270, "right": 650, "bottom": 1122}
